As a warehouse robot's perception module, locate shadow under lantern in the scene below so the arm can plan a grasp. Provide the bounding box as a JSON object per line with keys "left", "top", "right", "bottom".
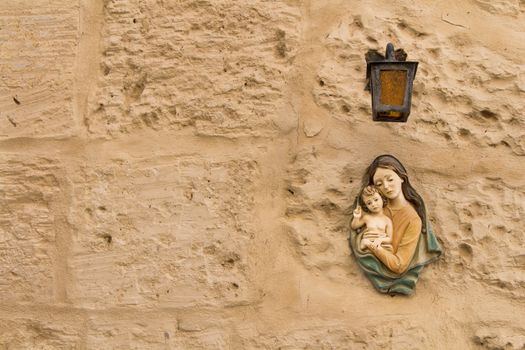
{"left": 367, "top": 43, "right": 418, "bottom": 122}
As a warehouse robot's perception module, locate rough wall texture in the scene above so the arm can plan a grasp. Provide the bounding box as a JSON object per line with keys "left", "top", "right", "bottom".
{"left": 0, "top": 0, "right": 524, "bottom": 349}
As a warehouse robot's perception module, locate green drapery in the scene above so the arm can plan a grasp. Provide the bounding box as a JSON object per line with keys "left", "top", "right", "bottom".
{"left": 349, "top": 219, "right": 442, "bottom": 295}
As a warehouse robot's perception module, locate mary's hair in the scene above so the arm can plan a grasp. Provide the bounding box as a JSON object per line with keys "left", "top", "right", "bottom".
{"left": 362, "top": 154, "right": 427, "bottom": 228}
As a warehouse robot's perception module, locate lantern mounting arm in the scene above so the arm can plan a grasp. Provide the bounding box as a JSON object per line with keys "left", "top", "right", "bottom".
{"left": 385, "top": 43, "right": 395, "bottom": 61}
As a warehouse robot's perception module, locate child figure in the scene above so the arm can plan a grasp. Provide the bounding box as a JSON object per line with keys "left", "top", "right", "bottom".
{"left": 351, "top": 185, "right": 393, "bottom": 251}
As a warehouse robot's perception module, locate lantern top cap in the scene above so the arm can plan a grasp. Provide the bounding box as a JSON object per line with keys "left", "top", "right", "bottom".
{"left": 367, "top": 43, "right": 415, "bottom": 64}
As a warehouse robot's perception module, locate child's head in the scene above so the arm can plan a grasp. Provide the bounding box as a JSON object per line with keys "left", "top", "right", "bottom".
{"left": 360, "top": 185, "right": 386, "bottom": 213}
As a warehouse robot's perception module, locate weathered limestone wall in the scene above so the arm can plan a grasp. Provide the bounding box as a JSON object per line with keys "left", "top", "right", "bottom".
{"left": 0, "top": 0, "right": 524, "bottom": 348}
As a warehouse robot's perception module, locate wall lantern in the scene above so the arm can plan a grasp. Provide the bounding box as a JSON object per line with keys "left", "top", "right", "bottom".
{"left": 366, "top": 43, "right": 418, "bottom": 122}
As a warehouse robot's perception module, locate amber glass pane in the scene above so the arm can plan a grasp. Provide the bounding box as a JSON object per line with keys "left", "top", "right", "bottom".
{"left": 379, "top": 70, "right": 407, "bottom": 106}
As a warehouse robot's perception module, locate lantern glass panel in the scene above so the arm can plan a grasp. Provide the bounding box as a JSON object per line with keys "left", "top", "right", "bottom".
{"left": 379, "top": 70, "right": 407, "bottom": 106}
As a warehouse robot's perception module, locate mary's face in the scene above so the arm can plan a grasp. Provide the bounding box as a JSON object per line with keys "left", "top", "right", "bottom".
{"left": 372, "top": 167, "right": 404, "bottom": 200}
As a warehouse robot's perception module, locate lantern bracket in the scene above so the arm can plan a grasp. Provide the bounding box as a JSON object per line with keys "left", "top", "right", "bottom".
{"left": 385, "top": 43, "right": 395, "bottom": 61}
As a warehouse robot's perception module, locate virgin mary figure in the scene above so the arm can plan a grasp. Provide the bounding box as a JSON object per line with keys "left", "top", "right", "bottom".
{"left": 349, "top": 155, "right": 442, "bottom": 295}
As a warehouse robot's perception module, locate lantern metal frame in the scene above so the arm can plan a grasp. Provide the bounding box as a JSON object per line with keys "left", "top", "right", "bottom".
{"left": 367, "top": 43, "right": 418, "bottom": 122}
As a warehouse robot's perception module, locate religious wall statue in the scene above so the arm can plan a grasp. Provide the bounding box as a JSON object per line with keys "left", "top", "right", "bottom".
{"left": 349, "top": 155, "right": 442, "bottom": 295}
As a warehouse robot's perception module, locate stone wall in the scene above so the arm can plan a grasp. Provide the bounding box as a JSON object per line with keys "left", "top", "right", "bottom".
{"left": 0, "top": 0, "right": 524, "bottom": 348}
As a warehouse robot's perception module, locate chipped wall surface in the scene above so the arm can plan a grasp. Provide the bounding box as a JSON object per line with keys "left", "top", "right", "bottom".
{"left": 0, "top": 0, "right": 524, "bottom": 349}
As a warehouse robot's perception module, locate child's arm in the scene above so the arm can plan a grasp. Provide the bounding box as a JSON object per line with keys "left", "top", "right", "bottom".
{"left": 351, "top": 206, "right": 366, "bottom": 230}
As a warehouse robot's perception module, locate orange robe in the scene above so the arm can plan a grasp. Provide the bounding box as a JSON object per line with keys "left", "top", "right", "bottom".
{"left": 374, "top": 205, "right": 422, "bottom": 275}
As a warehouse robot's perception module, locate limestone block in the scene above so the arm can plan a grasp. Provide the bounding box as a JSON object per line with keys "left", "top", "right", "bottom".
{"left": 244, "top": 321, "right": 432, "bottom": 349}
{"left": 87, "top": 0, "right": 301, "bottom": 137}
{"left": 473, "top": 326, "right": 525, "bottom": 350}
{"left": 68, "top": 155, "right": 259, "bottom": 308}
{"left": 85, "top": 314, "right": 229, "bottom": 349}
{"left": 0, "top": 318, "right": 82, "bottom": 349}
{"left": 86, "top": 316, "right": 433, "bottom": 349}
{"left": 285, "top": 147, "right": 357, "bottom": 277}
{"left": 430, "top": 176, "right": 525, "bottom": 300}
{"left": 85, "top": 316, "right": 178, "bottom": 349}
{"left": 474, "top": 0, "right": 521, "bottom": 16}
{"left": 0, "top": 155, "right": 62, "bottom": 302}
{"left": 0, "top": 1, "right": 79, "bottom": 138}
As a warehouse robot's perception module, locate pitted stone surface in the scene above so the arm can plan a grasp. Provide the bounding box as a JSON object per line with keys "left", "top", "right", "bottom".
{"left": 87, "top": 0, "right": 301, "bottom": 137}
{"left": 0, "top": 156, "right": 62, "bottom": 302}
{"left": 0, "top": 318, "right": 82, "bottom": 349}
{"left": 0, "top": 1, "right": 78, "bottom": 138}
{"left": 68, "top": 156, "right": 259, "bottom": 308}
